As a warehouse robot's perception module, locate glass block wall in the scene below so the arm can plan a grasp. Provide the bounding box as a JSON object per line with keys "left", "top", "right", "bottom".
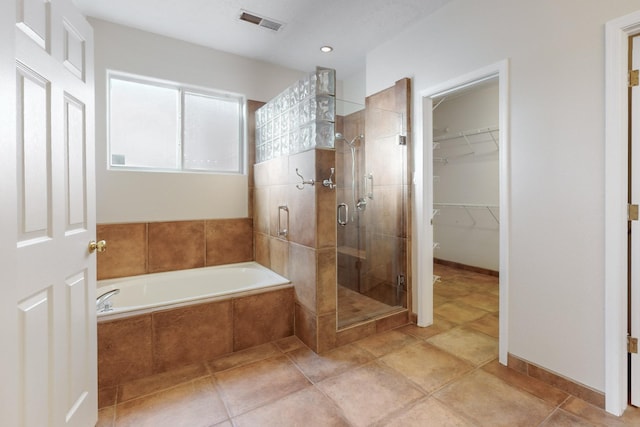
{"left": 255, "top": 67, "right": 336, "bottom": 163}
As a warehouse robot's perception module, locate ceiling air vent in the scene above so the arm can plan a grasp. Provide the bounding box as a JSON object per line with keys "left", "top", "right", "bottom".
{"left": 239, "top": 10, "right": 284, "bottom": 32}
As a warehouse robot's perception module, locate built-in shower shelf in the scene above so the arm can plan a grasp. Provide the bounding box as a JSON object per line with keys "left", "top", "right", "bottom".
{"left": 337, "top": 246, "right": 366, "bottom": 260}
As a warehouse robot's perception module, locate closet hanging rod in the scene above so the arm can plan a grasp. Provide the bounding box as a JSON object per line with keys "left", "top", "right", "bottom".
{"left": 433, "top": 126, "right": 499, "bottom": 143}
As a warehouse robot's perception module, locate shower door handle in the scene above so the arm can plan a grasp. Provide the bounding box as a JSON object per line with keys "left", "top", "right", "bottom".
{"left": 365, "top": 173, "right": 374, "bottom": 199}
{"left": 337, "top": 203, "right": 349, "bottom": 226}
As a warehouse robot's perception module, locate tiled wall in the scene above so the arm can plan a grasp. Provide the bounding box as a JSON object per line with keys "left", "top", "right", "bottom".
{"left": 253, "top": 78, "right": 413, "bottom": 353}
{"left": 97, "top": 218, "right": 253, "bottom": 280}
{"left": 253, "top": 148, "right": 337, "bottom": 352}
{"left": 98, "top": 286, "right": 294, "bottom": 388}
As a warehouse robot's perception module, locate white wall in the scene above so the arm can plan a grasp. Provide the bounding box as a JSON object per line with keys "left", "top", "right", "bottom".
{"left": 341, "top": 68, "right": 366, "bottom": 105}
{"left": 92, "top": 18, "right": 306, "bottom": 223}
{"left": 367, "top": 0, "right": 640, "bottom": 394}
{"left": 336, "top": 68, "right": 366, "bottom": 116}
{"left": 433, "top": 82, "right": 499, "bottom": 270}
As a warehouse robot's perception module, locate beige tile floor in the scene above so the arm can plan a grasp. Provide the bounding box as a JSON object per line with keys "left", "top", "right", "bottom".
{"left": 337, "top": 285, "right": 402, "bottom": 328}
{"left": 97, "top": 265, "right": 640, "bottom": 426}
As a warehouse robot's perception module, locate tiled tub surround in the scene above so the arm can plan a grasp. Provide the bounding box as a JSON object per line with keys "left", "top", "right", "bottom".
{"left": 97, "top": 101, "right": 268, "bottom": 391}
{"left": 98, "top": 285, "right": 294, "bottom": 388}
{"left": 96, "top": 217, "right": 253, "bottom": 280}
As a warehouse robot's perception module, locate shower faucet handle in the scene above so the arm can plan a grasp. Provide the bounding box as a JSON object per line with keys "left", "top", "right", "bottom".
{"left": 322, "top": 168, "right": 336, "bottom": 190}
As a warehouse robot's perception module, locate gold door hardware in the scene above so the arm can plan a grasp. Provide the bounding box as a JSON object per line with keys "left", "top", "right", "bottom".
{"left": 629, "top": 336, "right": 638, "bottom": 354}
{"left": 629, "top": 204, "right": 639, "bottom": 221}
{"left": 630, "top": 70, "right": 639, "bottom": 87}
{"left": 88, "top": 240, "right": 107, "bottom": 254}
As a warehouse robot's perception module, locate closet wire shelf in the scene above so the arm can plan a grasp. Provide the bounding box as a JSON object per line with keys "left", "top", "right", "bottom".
{"left": 433, "top": 203, "right": 499, "bottom": 225}
{"left": 433, "top": 126, "right": 499, "bottom": 164}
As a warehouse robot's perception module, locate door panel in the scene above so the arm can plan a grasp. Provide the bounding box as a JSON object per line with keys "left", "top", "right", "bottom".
{"left": 4, "top": 0, "right": 96, "bottom": 425}
{"left": 16, "top": 0, "right": 50, "bottom": 50}
{"left": 62, "top": 21, "right": 85, "bottom": 80}
{"left": 65, "top": 270, "right": 91, "bottom": 423}
{"left": 17, "top": 63, "right": 51, "bottom": 242}
{"left": 18, "top": 287, "right": 52, "bottom": 427}
{"left": 64, "top": 94, "right": 86, "bottom": 231}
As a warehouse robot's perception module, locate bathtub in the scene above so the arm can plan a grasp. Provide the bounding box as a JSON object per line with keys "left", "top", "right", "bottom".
{"left": 97, "top": 261, "right": 295, "bottom": 387}
{"left": 97, "top": 261, "right": 291, "bottom": 320}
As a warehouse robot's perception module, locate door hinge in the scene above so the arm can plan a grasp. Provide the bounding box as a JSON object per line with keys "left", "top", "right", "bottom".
{"left": 629, "top": 204, "right": 639, "bottom": 221}
{"left": 629, "top": 336, "right": 638, "bottom": 354}
{"left": 630, "top": 70, "right": 639, "bottom": 87}
{"left": 397, "top": 135, "right": 407, "bottom": 146}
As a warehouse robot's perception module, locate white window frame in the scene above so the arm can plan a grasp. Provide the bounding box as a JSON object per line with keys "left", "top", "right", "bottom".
{"left": 107, "top": 70, "right": 247, "bottom": 175}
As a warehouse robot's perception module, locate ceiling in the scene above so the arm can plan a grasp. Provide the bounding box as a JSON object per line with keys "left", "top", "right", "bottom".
{"left": 72, "top": 0, "right": 450, "bottom": 79}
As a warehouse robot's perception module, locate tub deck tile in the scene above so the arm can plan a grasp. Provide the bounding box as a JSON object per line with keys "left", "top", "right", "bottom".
{"left": 152, "top": 300, "right": 233, "bottom": 372}
{"left": 98, "top": 314, "right": 154, "bottom": 387}
{"left": 232, "top": 287, "right": 294, "bottom": 351}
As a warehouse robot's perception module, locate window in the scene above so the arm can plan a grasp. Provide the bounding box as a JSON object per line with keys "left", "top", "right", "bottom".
{"left": 108, "top": 72, "right": 245, "bottom": 174}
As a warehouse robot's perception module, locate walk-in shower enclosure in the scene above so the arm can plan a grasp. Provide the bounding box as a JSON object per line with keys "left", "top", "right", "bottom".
{"left": 254, "top": 68, "right": 411, "bottom": 352}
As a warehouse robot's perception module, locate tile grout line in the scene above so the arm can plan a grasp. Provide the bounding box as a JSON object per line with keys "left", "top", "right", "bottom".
{"left": 110, "top": 385, "right": 119, "bottom": 427}
{"left": 293, "top": 350, "right": 361, "bottom": 427}
{"left": 429, "top": 393, "right": 481, "bottom": 427}
{"left": 213, "top": 374, "right": 236, "bottom": 427}
{"left": 115, "top": 372, "right": 211, "bottom": 406}
{"left": 217, "top": 351, "right": 311, "bottom": 423}
{"left": 536, "top": 406, "right": 562, "bottom": 427}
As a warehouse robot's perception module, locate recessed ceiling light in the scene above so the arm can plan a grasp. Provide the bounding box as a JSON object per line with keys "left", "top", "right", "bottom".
{"left": 320, "top": 46, "right": 333, "bottom": 53}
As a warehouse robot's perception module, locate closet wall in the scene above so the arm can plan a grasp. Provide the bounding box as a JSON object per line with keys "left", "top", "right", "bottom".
{"left": 432, "top": 81, "right": 499, "bottom": 271}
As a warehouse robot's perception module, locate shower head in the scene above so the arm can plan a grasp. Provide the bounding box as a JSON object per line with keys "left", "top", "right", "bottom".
{"left": 335, "top": 132, "right": 364, "bottom": 147}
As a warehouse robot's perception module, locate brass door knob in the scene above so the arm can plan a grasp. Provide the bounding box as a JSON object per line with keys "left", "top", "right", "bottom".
{"left": 88, "top": 240, "right": 107, "bottom": 254}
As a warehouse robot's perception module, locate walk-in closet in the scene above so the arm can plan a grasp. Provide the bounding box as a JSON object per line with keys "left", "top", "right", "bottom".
{"left": 431, "top": 79, "right": 500, "bottom": 341}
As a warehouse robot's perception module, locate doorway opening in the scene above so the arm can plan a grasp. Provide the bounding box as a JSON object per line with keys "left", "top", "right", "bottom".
{"left": 416, "top": 61, "right": 510, "bottom": 365}
{"left": 431, "top": 79, "right": 500, "bottom": 349}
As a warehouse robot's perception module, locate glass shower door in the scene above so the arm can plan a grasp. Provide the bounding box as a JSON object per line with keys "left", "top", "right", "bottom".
{"left": 336, "top": 100, "right": 407, "bottom": 329}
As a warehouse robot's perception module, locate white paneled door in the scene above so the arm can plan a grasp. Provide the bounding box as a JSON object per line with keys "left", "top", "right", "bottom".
{"left": 631, "top": 34, "right": 640, "bottom": 407}
{"left": 1, "top": 0, "right": 97, "bottom": 426}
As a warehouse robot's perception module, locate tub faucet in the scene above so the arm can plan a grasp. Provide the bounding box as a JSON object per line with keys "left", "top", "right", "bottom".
{"left": 96, "top": 289, "right": 120, "bottom": 313}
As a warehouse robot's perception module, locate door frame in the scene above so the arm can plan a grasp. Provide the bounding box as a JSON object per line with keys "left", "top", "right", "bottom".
{"left": 604, "top": 9, "right": 640, "bottom": 417}
{"left": 414, "top": 60, "right": 510, "bottom": 365}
